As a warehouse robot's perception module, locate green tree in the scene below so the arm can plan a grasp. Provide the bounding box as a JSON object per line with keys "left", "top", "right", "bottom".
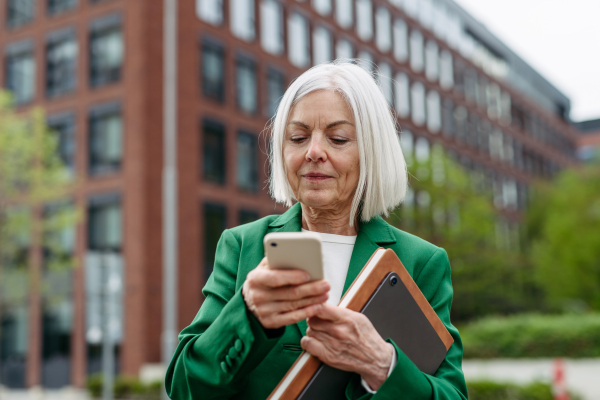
{"left": 527, "top": 165, "right": 600, "bottom": 311}
{"left": 0, "top": 91, "right": 79, "bottom": 381}
{"left": 387, "top": 144, "right": 539, "bottom": 322}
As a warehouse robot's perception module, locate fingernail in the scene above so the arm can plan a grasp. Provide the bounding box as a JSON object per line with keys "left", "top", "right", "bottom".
{"left": 304, "top": 273, "right": 311, "bottom": 282}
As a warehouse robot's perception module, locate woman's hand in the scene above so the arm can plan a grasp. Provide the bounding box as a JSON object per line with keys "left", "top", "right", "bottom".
{"left": 242, "top": 257, "right": 330, "bottom": 330}
{"left": 301, "top": 304, "right": 395, "bottom": 391}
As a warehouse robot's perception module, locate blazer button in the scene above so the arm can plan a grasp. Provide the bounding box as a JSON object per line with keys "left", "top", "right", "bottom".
{"left": 229, "top": 347, "right": 239, "bottom": 359}
{"left": 226, "top": 355, "right": 232, "bottom": 367}
{"left": 235, "top": 339, "right": 243, "bottom": 352}
{"left": 220, "top": 361, "right": 228, "bottom": 373}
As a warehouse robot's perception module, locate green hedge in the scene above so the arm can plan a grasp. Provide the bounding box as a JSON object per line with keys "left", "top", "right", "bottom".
{"left": 467, "top": 380, "right": 580, "bottom": 400}
{"left": 460, "top": 313, "right": 600, "bottom": 358}
{"left": 87, "top": 375, "right": 161, "bottom": 400}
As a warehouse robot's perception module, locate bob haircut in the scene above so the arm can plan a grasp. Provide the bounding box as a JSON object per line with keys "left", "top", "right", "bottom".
{"left": 268, "top": 60, "right": 407, "bottom": 226}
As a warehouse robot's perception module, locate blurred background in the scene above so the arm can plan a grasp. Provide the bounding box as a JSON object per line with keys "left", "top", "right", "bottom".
{"left": 0, "top": 0, "right": 598, "bottom": 399}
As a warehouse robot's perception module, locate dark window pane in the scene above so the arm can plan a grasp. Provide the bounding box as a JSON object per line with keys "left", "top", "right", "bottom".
{"left": 7, "top": 0, "right": 34, "bottom": 28}
{"left": 204, "top": 204, "right": 227, "bottom": 279}
{"left": 0, "top": 304, "right": 28, "bottom": 388}
{"left": 237, "top": 131, "right": 259, "bottom": 192}
{"left": 47, "top": 113, "right": 76, "bottom": 175}
{"left": 6, "top": 49, "right": 35, "bottom": 104}
{"left": 46, "top": 32, "right": 78, "bottom": 98}
{"left": 236, "top": 57, "right": 257, "bottom": 114}
{"left": 239, "top": 209, "right": 259, "bottom": 225}
{"left": 47, "top": 0, "right": 77, "bottom": 15}
{"left": 266, "top": 68, "right": 284, "bottom": 117}
{"left": 202, "top": 40, "right": 225, "bottom": 102}
{"left": 89, "top": 103, "right": 123, "bottom": 175}
{"left": 90, "top": 16, "right": 123, "bottom": 87}
{"left": 203, "top": 119, "right": 226, "bottom": 184}
{"left": 88, "top": 193, "right": 122, "bottom": 251}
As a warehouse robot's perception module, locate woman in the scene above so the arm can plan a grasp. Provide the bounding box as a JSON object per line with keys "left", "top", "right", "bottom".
{"left": 166, "top": 61, "right": 467, "bottom": 399}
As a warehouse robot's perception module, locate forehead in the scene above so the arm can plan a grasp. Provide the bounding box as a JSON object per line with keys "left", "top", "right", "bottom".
{"left": 289, "top": 90, "right": 354, "bottom": 123}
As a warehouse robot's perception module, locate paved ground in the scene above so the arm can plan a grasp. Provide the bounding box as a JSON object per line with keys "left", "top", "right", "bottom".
{"left": 464, "top": 358, "right": 600, "bottom": 400}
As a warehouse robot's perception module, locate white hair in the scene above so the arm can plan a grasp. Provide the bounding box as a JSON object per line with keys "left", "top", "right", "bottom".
{"left": 268, "top": 60, "right": 407, "bottom": 225}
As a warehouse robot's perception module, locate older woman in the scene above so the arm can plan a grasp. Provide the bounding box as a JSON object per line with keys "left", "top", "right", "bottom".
{"left": 166, "top": 61, "right": 467, "bottom": 400}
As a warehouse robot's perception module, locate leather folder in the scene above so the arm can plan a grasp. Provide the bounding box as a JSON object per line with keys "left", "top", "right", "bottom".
{"left": 268, "top": 248, "right": 454, "bottom": 400}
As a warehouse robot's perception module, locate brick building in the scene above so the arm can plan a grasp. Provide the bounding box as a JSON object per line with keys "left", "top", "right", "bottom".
{"left": 0, "top": 0, "right": 579, "bottom": 390}
{"left": 575, "top": 118, "right": 600, "bottom": 162}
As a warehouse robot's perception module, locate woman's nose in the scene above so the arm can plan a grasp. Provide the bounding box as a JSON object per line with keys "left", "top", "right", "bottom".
{"left": 306, "top": 135, "right": 327, "bottom": 162}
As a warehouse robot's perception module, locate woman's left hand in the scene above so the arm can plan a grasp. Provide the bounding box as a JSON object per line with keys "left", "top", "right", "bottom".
{"left": 301, "top": 303, "right": 395, "bottom": 391}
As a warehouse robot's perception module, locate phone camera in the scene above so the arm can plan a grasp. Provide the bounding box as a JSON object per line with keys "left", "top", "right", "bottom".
{"left": 271, "top": 242, "right": 277, "bottom": 247}
{"left": 390, "top": 276, "right": 398, "bottom": 286}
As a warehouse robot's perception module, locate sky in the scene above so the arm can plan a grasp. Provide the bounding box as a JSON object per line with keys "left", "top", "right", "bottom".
{"left": 452, "top": 0, "right": 600, "bottom": 122}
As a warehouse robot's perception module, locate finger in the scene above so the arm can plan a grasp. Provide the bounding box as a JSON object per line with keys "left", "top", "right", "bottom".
{"left": 259, "top": 293, "right": 328, "bottom": 315}
{"left": 306, "top": 316, "right": 336, "bottom": 333}
{"left": 269, "top": 280, "right": 330, "bottom": 301}
{"left": 255, "top": 268, "right": 311, "bottom": 288}
{"left": 269, "top": 303, "right": 324, "bottom": 327}
{"left": 300, "top": 335, "right": 331, "bottom": 362}
{"left": 313, "top": 303, "right": 346, "bottom": 322}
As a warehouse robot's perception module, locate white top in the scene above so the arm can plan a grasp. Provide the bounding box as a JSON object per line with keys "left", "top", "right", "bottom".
{"left": 302, "top": 229, "right": 396, "bottom": 393}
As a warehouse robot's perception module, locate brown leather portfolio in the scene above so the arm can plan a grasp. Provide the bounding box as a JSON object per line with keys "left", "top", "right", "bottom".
{"left": 267, "top": 248, "right": 454, "bottom": 400}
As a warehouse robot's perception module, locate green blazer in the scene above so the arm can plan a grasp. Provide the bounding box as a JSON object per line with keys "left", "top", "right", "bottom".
{"left": 165, "top": 203, "right": 468, "bottom": 400}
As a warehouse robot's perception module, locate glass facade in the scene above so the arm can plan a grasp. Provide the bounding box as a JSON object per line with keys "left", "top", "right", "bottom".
{"left": 5, "top": 41, "right": 36, "bottom": 105}
{"left": 89, "top": 102, "right": 123, "bottom": 175}
{"left": 90, "top": 15, "right": 124, "bottom": 87}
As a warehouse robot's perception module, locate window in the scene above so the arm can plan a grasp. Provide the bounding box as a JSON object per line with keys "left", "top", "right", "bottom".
{"left": 85, "top": 193, "right": 123, "bottom": 376}
{"left": 439, "top": 50, "right": 453, "bottom": 89}
{"left": 489, "top": 129, "right": 504, "bottom": 160}
{"left": 203, "top": 119, "right": 226, "bottom": 184}
{"left": 312, "top": 27, "right": 332, "bottom": 66}
{"left": 88, "top": 102, "right": 123, "bottom": 175}
{"left": 236, "top": 56, "right": 257, "bottom": 114}
{"left": 409, "top": 30, "right": 424, "bottom": 72}
{"left": 425, "top": 40, "right": 438, "bottom": 82}
{"left": 500, "top": 92, "right": 512, "bottom": 126}
{"left": 266, "top": 68, "right": 285, "bottom": 117}
{"left": 335, "top": 40, "right": 353, "bottom": 60}
{"left": 335, "top": 0, "right": 352, "bottom": 29}
{"left": 418, "top": 0, "right": 433, "bottom": 29}
{"left": 260, "top": 0, "right": 283, "bottom": 55}
{"left": 378, "top": 63, "right": 392, "bottom": 105}
{"left": 231, "top": 0, "right": 255, "bottom": 41}
{"left": 393, "top": 72, "right": 409, "bottom": 118}
{"left": 415, "top": 136, "right": 430, "bottom": 163}
{"left": 202, "top": 39, "right": 225, "bottom": 102}
{"left": 375, "top": 7, "right": 391, "bottom": 53}
{"left": 441, "top": 98, "right": 454, "bottom": 136}
{"left": 355, "top": 0, "right": 373, "bottom": 42}
{"left": 486, "top": 83, "right": 501, "bottom": 120}
{"left": 237, "top": 131, "right": 259, "bottom": 192}
{"left": 5, "top": 40, "right": 36, "bottom": 105}
{"left": 392, "top": 19, "right": 408, "bottom": 63}
{"left": 432, "top": 0, "right": 447, "bottom": 40}
{"left": 312, "top": 0, "right": 331, "bottom": 16}
{"left": 47, "top": 0, "right": 77, "bottom": 16}
{"left": 204, "top": 204, "right": 227, "bottom": 279}
{"left": 47, "top": 112, "right": 76, "bottom": 175}
{"left": 288, "top": 13, "right": 309, "bottom": 68}
{"left": 7, "top": 0, "right": 34, "bottom": 28}
{"left": 239, "top": 209, "right": 259, "bottom": 225}
{"left": 400, "top": 130, "right": 414, "bottom": 159}
{"left": 42, "top": 201, "right": 75, "bottom": 388}
{"left": 426, "top": 90, "right": 441, "bottom": 133}
{"left": 410, "top": 81, "right": 425, "bottom": 126}
{"left": 89, "top": 15, "right": 123, "bottom": 88}
{"left": 402, "top": 0, "right": 418, "bottom": 19}
{"left": 197, "top": 0, "right": 223, "bottom": 25}
{"left": 357, "top": 51, "right": 372, "bottom": 75}
{"left": 46, "top": 28, "right": 78, "bottom": 98}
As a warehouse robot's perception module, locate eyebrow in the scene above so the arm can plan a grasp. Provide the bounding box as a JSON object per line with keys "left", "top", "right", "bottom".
{"left": 288, "top": 120, "right": 355, "bottom": 129}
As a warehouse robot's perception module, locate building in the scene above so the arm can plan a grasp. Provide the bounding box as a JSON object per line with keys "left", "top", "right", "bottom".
{"left": 575, "top": 118, "right": 600, "bottom": 162}
{"left": 0, "top": 0, "right": 579, "bottom": 391}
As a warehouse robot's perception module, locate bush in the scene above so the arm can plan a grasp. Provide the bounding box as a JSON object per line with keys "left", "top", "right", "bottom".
{"left": 461, "top": 313, "right": 600, "bottom": 358}
{"left": 86, "top": 375, "right": 162, "bottom": 400}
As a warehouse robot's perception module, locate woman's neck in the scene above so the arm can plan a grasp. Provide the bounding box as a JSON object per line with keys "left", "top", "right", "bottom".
{"left": 300, "top": 203, "right": 358, "bottom": 236}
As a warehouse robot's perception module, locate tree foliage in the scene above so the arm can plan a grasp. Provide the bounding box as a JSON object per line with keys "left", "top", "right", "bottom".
{"left": 526, "top": 165, "right": 600, "bottom": 311}
{"left": 387, "top": 145, "right": 539, "bottom": 322}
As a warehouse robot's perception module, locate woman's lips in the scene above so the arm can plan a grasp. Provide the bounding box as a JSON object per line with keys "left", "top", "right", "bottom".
{"left": 302, "top": 173, "right": 332, "bottom": 181}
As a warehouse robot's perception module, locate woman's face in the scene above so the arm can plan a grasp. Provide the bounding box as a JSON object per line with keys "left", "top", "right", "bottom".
{"left": 283, "top": 90, "right": 360, "bottom": 212}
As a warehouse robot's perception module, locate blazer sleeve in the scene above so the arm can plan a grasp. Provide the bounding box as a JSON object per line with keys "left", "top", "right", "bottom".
{"left": 346, "top": 248, "right": 468, "bottom": 400}
{"left": 165, "top": 229, "right": 284, "bottom": 400}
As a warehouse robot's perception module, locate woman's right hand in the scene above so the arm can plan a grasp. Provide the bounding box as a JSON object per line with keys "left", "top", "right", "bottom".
{"left": 242, "top": 257, "right": 330, "bottom": 329}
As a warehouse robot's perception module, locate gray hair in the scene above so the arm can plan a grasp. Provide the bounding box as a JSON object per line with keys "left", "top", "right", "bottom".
{"left": 268, "top": 60, "right": 407, "bottom": 225}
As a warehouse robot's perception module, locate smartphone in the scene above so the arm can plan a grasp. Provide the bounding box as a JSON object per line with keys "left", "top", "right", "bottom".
{"left": 263, "top": 232, "right": 324, "bottom": 281}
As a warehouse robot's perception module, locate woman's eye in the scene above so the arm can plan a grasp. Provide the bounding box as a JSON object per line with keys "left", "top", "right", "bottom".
{"left": 330, "top": 138, "right": 349, "bottom": 145}
{"left": 290, "top": 136, "right": 307, "bottom": 143}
